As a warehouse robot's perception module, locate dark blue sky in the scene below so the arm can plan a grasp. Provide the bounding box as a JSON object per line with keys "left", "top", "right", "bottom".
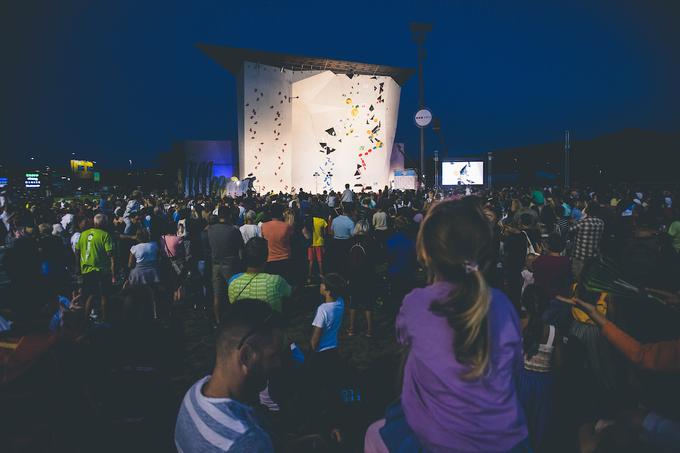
{"left": 2, "top": 0, "right": 679, "bottom": 169}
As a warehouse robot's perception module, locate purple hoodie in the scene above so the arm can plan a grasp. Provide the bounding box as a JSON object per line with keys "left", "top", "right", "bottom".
{"left": 397, "top": 282, "right": 527, "bottom": 453}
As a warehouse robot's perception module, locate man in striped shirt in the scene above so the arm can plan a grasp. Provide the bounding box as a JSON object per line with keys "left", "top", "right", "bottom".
{"left": 175, "top": 300, "right": 284, "bottom": 452}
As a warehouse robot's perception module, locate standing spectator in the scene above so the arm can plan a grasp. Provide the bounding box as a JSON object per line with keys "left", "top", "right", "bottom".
{"left": 555, "top": 205, "right": 570, "bottom": 239}
{"left": 123, "top": 190, "right": 143, "bottom": 231}
{"left": 70, "top": 216, "right": 89, "bottom": 254}
{"left": 570, "top": 202, "right": 605, "bottom": 278}
{"left": 160, "top": 224, "right": 186, "bottom": 303}
{"left": 347, "top": 220, "right": 376, "bottom": 338}
{"left": 365, "top": 199, "right": 528, "bottom": 453}
{"left": 239, "top": 210, "right": 261, "bottom": 244}
{"left": 37, "top": 223, "right": 69, "bottom": 295}
{"left": 310, "top": 273, "right": 346, "bottom": 355}
{"left": 75, "top": 213, "right": 116, "bottom": 321}
{"left": 385, "top": 216, "right": 417, "bottom": 310}
{"left": 329, "top": 206, "right": 355, "bottom": 276}
{"left": 228, "top": 237, "right": 291, "bottom": 313}
{"left": 128, "top": 227, "right": 160, "bottom": 280}
{"left": 60, "top": 207, "right": 75, "bottom": 234}
{"left": 503, "top": 213, "right": 541, "bottom": 311}
{"left": 571, "top": 200, "right": 585, "bottom": 222}
{"left": 127, "top": 228, "right": 161, "bottom": 316}
{"left": 327, "top": 190, "right": 337, "bottom": 209}
{"left": 260, "top": 204, "right": 294, "bottom": 283}
{"left": 175, "top": 300, "right": 284, "bottom": 452}
{"left": 310, "top": 273, "right": 346, "bottom": 394}
{"left": 207, "top": 207, "right": 244, "bottom": 324}
{"left": 372, "top": 203, "right": 388, "bottom": 240}
{"left": 372, "top": 202, "right": 389, "bottom": 260}
{"left": 517, "top": 285, "right": 562, "bottom": 450}
{"left": 306, "top": 208, "right": 328, "bottom": 281}
{"left": 532, "top": 233, "right": 571, "bottom": 299}
{"left": 341, "top": 183, "right": 354, "bottom": 211}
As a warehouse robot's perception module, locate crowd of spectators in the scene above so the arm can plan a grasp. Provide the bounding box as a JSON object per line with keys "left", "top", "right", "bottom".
{"left": 1, "top": 183, "right": 679, "bottom": 452}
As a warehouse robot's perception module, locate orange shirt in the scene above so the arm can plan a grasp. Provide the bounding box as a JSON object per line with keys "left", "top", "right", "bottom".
{"left": 261, "top": 220, "right": 294, "bottom": 262}
{"left": 601, "top": 321, "right": 680, "bottom": 372}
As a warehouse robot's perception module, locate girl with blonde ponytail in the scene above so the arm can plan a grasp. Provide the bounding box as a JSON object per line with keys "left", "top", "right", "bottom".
{"left": 364, "top": 198, "right": 530, "bottom": 453}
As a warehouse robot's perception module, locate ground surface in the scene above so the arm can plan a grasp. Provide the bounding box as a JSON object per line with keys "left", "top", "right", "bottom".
{"left": 171, "top": 282, "right": 405, "bottom": 452}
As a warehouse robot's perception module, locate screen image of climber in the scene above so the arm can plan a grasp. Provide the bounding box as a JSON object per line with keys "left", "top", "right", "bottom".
{"left": 441, "top": 161, "right": 485, "bottom": 186}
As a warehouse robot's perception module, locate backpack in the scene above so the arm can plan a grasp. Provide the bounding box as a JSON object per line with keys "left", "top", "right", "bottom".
{"left": 348, "top": 242, "right": 367, "bottom": 273}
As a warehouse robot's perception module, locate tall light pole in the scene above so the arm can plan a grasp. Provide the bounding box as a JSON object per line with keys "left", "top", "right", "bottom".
{"left": 564, "top": 130, "right": 570, "bottom": 188}
{"left": 487, "top": 152, "right": 493, "bottom": 190}
{"left": 433, "top": 149, "right": 439, "bottom": 189}
{"left": 410, "top": 22, "right": 432, "bottom": 188}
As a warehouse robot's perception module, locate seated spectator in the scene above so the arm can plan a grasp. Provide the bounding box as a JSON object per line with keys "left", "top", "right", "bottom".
{"left": 175, "top": 300, "right": 284, "bottom": 452}
{"left": 365, "top": 198, "right": 529, "bottom": 453}
{"left": 228, "top": 237, "right": 291, "bottom": 313}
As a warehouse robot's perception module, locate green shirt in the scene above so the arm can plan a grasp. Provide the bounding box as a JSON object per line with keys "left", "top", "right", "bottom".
{"left": 228, "top": 272, "right": 291, "bottom": 313}
{"left": 76, "top": 228, "right": 114, "bottom": 274}
{"left": 531, "top": 190, "right": 545, "bottom": 206}
{"left": 668, "top": 221, "right": 680, "bottom": 253}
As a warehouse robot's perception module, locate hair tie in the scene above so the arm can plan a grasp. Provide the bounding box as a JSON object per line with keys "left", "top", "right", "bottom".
{"left": 464, "top": 261, "right": 479, "bottom": 274}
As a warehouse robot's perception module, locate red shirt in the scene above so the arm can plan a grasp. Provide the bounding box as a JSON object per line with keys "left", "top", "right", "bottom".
{"left": 532, "top": 255, "right": 572, "bottom": 298}
{"left": 261, "top": 220, "right": 293, "bottom": 262}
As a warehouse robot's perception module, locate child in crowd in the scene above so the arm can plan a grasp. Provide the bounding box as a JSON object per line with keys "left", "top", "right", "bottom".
{"left": 517, "top": 284, "right": 562, "bottom": 451}
{"left": 310, "top": 273, "right": 346, "bottom": 356}
{"left": 306, "top": 273, "right": 347, "bottom": 442}
{"left": 365, "top": 198, "right": 530, "bottom": 453}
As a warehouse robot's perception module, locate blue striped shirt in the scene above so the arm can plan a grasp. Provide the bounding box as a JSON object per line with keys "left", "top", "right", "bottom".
{"left": 175, "top": 376, "right": 273, "bottom": 452}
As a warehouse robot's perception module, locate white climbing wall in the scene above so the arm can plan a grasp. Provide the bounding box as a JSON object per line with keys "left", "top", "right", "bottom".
{"left": 238, "top": 62, "right": 401, "bottom": 193}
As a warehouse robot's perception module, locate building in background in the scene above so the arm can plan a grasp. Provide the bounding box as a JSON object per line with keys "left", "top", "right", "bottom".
{"left": 70, "top": 160, "right": 95, "bottom": 180}
{"left": 160, "top": 140, "right": 238, "bottom": 196}
{"left": 200, "top": 45, "right": 414, "bottom": 193}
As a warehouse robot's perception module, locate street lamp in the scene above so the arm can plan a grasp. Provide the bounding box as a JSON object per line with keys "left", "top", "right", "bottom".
{"left": 410, "top": 22, "right": 433, "bottom": 188}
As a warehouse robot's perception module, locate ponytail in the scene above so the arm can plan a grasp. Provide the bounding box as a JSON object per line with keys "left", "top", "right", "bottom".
{"left": 430, "top": 266, "right": 491, "bottom": 380}
{"left": 419, "top": 198, "right": 494, "bottom": 380}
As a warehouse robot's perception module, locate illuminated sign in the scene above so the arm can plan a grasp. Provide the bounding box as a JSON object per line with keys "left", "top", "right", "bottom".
{"left": 93, "top": 171, "right": 100, "bottom": 183}
{"left": 0, "top": 177, "right": 7, "bottom": 188}
{"left": 25, "top": 173, "right": 41, "bottom": 188}
{"left": 70, "top": 159, "right": 94, "bottom": 180}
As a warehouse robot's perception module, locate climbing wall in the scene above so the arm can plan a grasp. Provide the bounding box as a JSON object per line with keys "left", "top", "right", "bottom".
{"left": 238, "top": 62, "right": 400, "bottom": 193}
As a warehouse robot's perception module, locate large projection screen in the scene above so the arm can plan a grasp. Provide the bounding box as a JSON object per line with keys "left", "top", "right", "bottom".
{"left": 442, "top": 161, "right": 485, "bottom": 186}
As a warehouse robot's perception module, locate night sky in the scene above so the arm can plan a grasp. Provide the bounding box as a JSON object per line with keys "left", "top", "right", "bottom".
{"left": 2, "top": 0, "right": 679, "bottom": 169}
